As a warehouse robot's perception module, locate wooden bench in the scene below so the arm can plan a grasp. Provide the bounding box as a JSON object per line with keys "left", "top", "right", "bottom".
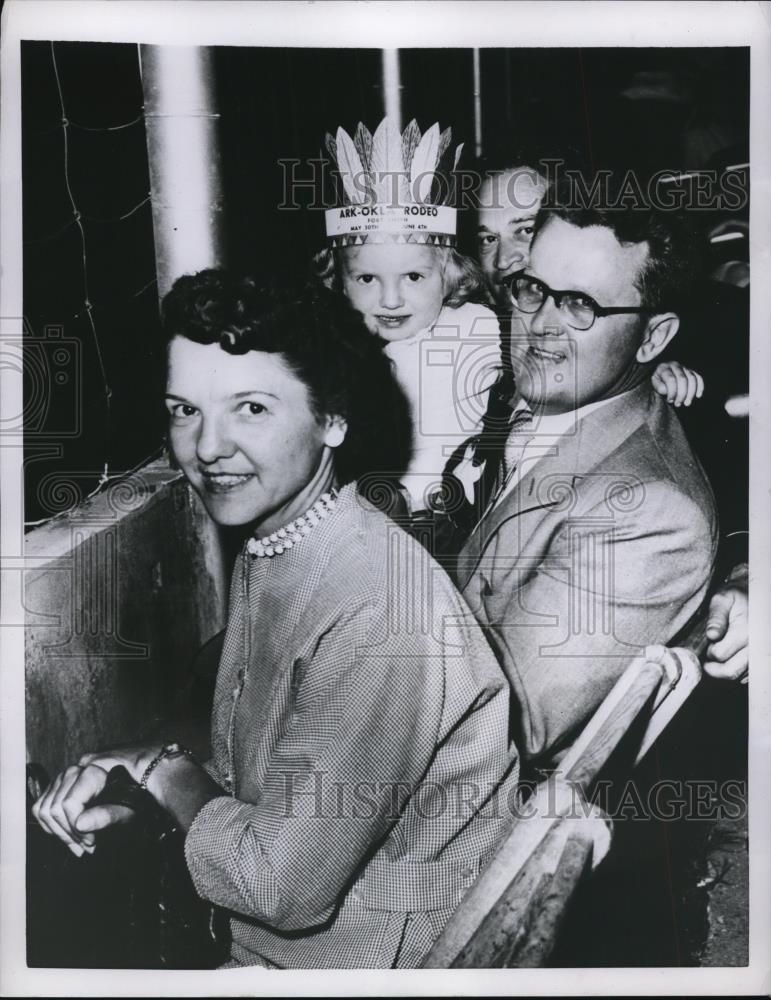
{"left": 423, "top": 617, "right": 707, "bottom": 968}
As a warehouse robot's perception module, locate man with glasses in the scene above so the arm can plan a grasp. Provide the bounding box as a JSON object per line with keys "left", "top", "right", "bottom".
{"left": 451, "top": 196, "right": 718, "bottom": 766}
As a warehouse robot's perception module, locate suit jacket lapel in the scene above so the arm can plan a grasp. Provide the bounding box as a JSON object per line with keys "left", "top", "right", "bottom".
{"left": 455, "top": 383, "right": 655, "bottom": 591}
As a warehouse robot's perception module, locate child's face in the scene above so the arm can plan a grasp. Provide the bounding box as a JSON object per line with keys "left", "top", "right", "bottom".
{"left": 339, "top": 243, "right": 445, "bottom": 342}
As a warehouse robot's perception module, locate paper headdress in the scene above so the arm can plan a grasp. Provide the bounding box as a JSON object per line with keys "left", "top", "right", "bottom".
{"left": 324, "top": 117, "right": 463, "bottom": 248}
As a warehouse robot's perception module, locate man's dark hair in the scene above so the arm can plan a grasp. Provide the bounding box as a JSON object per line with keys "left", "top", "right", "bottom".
{"left": 534, "top": 185, "right": 701, "bottom": 314}
{"left": 472, "top": 133, "right": 590, "bottom": 183}
{"left": 161, "top": 269, "right": 412, "bottom": 487}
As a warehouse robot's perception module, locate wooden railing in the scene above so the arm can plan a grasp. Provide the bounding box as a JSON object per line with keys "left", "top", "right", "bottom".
{"left": 423, "top": 616, "right": 708, "bottom": 968}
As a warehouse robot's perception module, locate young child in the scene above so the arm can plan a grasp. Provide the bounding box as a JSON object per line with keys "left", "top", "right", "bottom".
{"left": 315, "top": 118, "right": 703, "bottom": 517}
{"left": 315, "top": 239, "right": 501, "bottom": 512}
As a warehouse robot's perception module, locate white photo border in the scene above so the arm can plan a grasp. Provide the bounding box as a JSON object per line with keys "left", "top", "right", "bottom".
{"left": 2, "top": 1, "right": 769, "bottom": 996}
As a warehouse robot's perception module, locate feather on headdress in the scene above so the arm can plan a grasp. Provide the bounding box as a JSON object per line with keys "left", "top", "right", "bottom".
{"left": 324, "top": 117, "right": 463, "bottom": 247}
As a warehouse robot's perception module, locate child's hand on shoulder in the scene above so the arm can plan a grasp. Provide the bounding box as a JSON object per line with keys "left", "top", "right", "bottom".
{"left": 651, "top": 361, "right": 704, "bottom": 407}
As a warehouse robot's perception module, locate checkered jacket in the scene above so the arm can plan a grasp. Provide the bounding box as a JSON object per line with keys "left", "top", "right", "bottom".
{"left": 184, "top": 484, "right": 519, "bottom": 968}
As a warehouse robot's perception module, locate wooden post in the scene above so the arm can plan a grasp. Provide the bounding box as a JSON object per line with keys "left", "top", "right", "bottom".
{"left": 472, "top": 49, "right": 483, "bottom": 158}
{"left": 381, "top": 49, "right": 402, "bottom": 132}
{"left": 139, "top": 45, "right": 225, "bottom": 301}
{"left": 138, "top": 45, "right": 228, "bottom": 625}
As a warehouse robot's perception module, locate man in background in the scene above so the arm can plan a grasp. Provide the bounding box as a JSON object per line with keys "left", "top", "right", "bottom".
{"left": 475, "top": 162, "right": 548, "bottom": 309}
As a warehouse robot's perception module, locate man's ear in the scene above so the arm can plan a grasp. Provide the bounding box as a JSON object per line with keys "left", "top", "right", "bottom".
{"left": 323, "top": 415, "right": 348, "bottom": 449}
{"left": 636, "top": 313, "right": 680, "bottom": 364}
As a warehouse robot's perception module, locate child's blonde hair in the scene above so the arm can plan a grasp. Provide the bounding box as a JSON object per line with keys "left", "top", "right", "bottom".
{"left": 311, "top": 245, "right": 485, "bottom": 309}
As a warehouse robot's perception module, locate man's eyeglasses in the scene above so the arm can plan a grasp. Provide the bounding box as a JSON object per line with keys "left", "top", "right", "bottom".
{"left": 508, "top": 270, "right": 658, "bottom": 332}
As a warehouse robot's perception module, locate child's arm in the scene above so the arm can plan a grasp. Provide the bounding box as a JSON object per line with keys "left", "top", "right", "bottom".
{"left": 651, "top": 361, "right": 705, "bottom": 407}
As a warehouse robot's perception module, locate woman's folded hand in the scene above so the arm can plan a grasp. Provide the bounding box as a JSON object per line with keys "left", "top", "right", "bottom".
{"left": 32, "top": 743, "right": 161, "bottom": 856}
{"left": 31, "top": 762, "right": 134, "bottom": 857}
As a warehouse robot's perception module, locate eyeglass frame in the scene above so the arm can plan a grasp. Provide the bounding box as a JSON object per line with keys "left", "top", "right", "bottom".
{"left": 507, "top": 269, "right": 661, "bottom": 331}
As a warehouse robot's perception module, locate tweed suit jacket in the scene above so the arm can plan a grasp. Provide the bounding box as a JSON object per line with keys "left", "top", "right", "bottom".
{"left": 455, "top": 383, "right": 718, "bottom": 765}
{"left": 184, "top": 484, "right": 519, "bottom": 969}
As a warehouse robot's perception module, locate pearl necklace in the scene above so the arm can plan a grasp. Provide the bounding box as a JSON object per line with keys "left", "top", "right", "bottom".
{"left": 246, "top": 491, "right": 339, "bottom": 558}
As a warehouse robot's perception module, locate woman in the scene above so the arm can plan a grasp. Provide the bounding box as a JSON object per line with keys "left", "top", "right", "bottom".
{"left": 33, "top": 270, "right": 520, "bottom": 969}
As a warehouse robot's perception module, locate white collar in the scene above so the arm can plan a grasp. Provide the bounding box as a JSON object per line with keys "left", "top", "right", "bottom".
{"left": 490, "top": 389, "right": 638, "bottom": 506}
{"left": 513, "top": 389, "right": 637, "bottom": 437}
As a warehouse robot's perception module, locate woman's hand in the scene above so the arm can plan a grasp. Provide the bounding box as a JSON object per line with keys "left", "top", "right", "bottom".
{"left": 33, "top": 743, "right": 225, "bottom": 856}
{"left": 32, "top": 743, "right": 161, "bottom": 857}
{"left": 651, "top": 361, "right": 705, "bottom": 407}
{"left": 32, "top": 762, "right": 135, "bottom": 857}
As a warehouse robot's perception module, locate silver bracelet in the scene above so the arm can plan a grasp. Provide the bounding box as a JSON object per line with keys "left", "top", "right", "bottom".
{"left": 140, "top": 741, "right": 195, "bottom": 790}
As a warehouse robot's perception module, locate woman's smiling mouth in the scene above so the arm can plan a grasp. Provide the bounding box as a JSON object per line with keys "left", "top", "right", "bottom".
{"left": 201, "top": 472, "right": 256, "bottom": 493}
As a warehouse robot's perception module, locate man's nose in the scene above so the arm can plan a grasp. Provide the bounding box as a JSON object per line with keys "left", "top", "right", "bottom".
{"left": 196, "top": 416, "right": 235, "bottom": 464}
{"left": 495, "top": 236, "right": 528, "bottom": 273}
{"left": 379, "top": 279, "right": 405, "bottom": 310}
{"left": 528, "top": 293, "right": 563, "bottom": 337}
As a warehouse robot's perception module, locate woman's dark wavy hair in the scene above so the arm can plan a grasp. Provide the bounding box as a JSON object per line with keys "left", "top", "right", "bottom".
{"left": 161, "top": 269, "right": 412, "bottom": 488}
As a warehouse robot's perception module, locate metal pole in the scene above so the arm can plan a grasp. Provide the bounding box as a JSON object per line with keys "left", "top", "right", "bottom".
{"left": 381, "top": 48, "right": 402, "bottom": 131}
{"left": 472, "top": 48, "right": 483, "bottom": 158}
{"left": 139, "top": 45, "right": 225, "bottom": 301}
